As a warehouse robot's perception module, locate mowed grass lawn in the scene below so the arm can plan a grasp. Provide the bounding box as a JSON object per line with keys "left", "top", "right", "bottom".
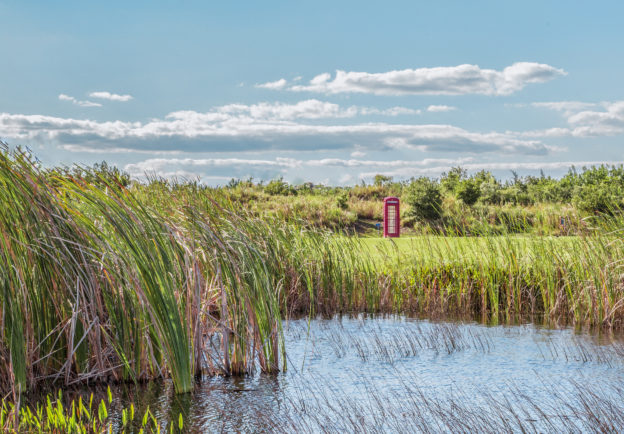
{"left": 356, "top": 235, "right": 585, "bottom": 269}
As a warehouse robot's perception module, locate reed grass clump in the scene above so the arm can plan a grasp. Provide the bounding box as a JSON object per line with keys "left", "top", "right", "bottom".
{"left": 0, "top": 146, "right": 287, "bottom": 396}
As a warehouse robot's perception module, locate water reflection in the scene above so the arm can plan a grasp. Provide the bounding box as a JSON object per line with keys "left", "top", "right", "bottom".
{"left": 47, "top": 316, "right": 624, "bottom": 432}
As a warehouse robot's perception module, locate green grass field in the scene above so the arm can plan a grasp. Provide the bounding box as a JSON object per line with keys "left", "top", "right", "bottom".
{"left": 358, "top": 235, "right": 581, "bottom": 266}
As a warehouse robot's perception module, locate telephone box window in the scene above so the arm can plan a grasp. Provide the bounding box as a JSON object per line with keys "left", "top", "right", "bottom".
{"left": 383, "top": 197, "right": 400, "bottom": 238}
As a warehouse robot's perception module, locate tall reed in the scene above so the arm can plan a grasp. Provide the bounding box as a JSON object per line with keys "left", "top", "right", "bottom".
{"left": 0, "top": 146, "right": 287, "bottom": 395}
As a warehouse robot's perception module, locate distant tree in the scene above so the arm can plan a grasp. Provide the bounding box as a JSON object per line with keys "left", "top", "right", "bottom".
{"left": 440, "top": 166, "right": 466, "bottom": 194}
{"left": 373, "top": 174, "right": 393, "bottom": 186}
{"left": 404, "top": 177, "right": 443, "bottom": 220}
{"left": 265, "top": 177, "right": 297, "bottom": 196}
{"left": 457, "top": 179, "right": 481, "bottom": 206}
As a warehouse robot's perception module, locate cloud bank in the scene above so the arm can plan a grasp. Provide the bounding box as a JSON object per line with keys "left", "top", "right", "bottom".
{"left": 0, "top": 100, "right": 555, "bottom": 155}
{"left": 124, "top": 156, "right": 624, "bottom": 184}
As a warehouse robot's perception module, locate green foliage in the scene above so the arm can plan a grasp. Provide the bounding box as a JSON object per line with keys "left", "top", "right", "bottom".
{"left": 373, "top": 174, "right": 393, "bottom": 186}
{"left": 404, "top": 177, "right": 443, "bottom": 221}
{"left": 265, "top": 177, "right": 297, "bottom": 195}
{"left": 336, "top": 191, "right": 349, "bottom": 209}
{"left": 457, "top": 179, "right": 481, "bottom": 206}
{"left": 0, "top": 388, "right": 171, "bottom": 433}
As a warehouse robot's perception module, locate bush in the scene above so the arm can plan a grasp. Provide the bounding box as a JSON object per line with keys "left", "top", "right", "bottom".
{"left": 457, "top": 179, "right": 481, "bottom": 206}
{"left": 336, "top": 191, "right": 349, "bottom": 209}
{"left": 404, "top": 178, "right": 443, "bottom": 221}
{"left": 373, "top": 174, "right": 393, "bottom": 186}
{"left": 573, "top": 184, "right": 621, "bottom": 214}
{"left": 265, "top": 177, "right": 297, "bottom": 196}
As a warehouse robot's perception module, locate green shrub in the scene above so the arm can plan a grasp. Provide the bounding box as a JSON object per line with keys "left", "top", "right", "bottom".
{"left": 265, "top": 177, "right": 297, "bottom": 196}
{"left": 404, "top": 177, "right": 443, "bottom": 221}
{"left": 573, "top": 183, "right": 621, "bottom": 214}
{"left": 457, "top": 179, "right": 481, "bottom": 206}
{"left": 336, "top": 191, "right": 349, "bottom": 209}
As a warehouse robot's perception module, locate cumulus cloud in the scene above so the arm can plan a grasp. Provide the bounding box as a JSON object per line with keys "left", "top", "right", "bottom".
{"left": 122, "top": 155, "right": 624, "bottom": 184}
{"left": 125, "top": 157, "right": 301, "bottom": 182}
{"left": 58, "top": 94, "right": 102, "bottom": 107}
{"left": 359, "top": 159, "right": 624, "bottom": 178}
{"left": 306, "top": 157, "right": 472, "bottom": 168}
{"left": 210, "top": 100, "right": 419, "bottom": 120}
{"left": 255, "top": 79, "right": 288, "bottom": 90}
{"left": 89, "top": 91, "right": 133, "bottom": 102}
{"left": 427, "top": 105, "right": 456, "bottom": 112}
{"left": 124, "top": 156, "right": 473, "bottom": 181}
{"left": 215, "top": 100, "right": 357, "bottom": 120}
{"left": 531, "top": 101, "right": 598, "bottom": 113}
{"left": 360, "top": 106, "right": 421, "bottom": 116}
{"left": 0, "top": 98, "right": 558, "bottom": 156}
{"left": 258, "top": 62, "right": 565, "bottom": 96}
{"left": 0, "top": 110, "right": 551, "bottom": 156}
{"left": 520, "top": 100, "right": 624, "bottom": 138}
{"left": 566, "top": 101, "right": 624, "bottom": 136}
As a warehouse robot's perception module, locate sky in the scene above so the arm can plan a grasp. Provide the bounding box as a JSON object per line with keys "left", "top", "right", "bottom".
{"left": 1, "top": 0, "right": 623, "bottom": 185}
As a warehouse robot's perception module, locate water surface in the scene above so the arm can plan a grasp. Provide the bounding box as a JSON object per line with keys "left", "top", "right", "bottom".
{"left": 98, "top": 316, "right": 624, "bottom": 432}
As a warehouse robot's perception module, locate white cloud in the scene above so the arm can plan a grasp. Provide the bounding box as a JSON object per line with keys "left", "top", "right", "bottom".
{"left": 58, "top": 94, "right": 102, "bottom": 107}
{"left": 338, "top": 174, "right": 353, "bottom": 185}
{"left": 255, "top": 79, "right": 288, "bottom": 90}
{"left": 307, "top": 157, "right": 473, "bottom": 168}
{"left": 121, "top": 155, "right": 624, "bottom": 184}
{"left": 126, "top": 156, "right": 300, "bottom": 175}
{"left": 259, "top": 62, "right": 565, "bottom": 96}
{"left": 215, "top": 99, "right": 359, "bottom": 120}
{"left": 427, "top": 105, "right": 456, "bottom": 112}
{"left": 173, "top": 100, "right": 419, "bottom": 121}
{"left": 359, "top": 159, "right": 624, "bottom": 178}
{"left": 360, "top": 106, "right": 421, "bottom": 116}
{"left": 531, "top": 101, "right": 598, "bottom": 113}
{"left": 89, "top": 91, "right": 133, "bottom": 102}
{"left": 0, "top": 100, "right": 552, "bottom": 155}
{"left": 350, "top": 150, "right": 366, "bottom": 158}
{"left": 566, "top": 101, "right": 624, "bottom": 136}
{"left": 520, "top": 100, "right": 624, "bottom": 138}
{"left": 125, "top": 157, "right": 300, "bottom": 182}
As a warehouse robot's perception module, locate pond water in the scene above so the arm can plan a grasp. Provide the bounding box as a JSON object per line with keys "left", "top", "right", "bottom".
{"left": 74, "top": 316, "right": 624, "bottom": 432}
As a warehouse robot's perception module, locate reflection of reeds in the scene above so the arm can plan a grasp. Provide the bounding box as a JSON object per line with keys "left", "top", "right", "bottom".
{"left": 292, "top": 318, "right": 492, "bottom": 364}
{"left": 253, "top": 372, "right": 624, "bottom": 433}
{"left": 537, "top": 333, "right": 624, "bottom": 367}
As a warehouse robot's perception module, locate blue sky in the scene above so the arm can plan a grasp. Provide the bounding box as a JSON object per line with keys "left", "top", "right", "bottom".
{"left": 1, "top": 0, "right": 623, "bottom": 184}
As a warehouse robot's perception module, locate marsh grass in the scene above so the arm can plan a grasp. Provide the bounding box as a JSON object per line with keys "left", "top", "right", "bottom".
{"left": 0, "top": 147, "right": 288, "bottom": 395}
{"left": 3, "top": 145, "right": 624, "bottom": 397}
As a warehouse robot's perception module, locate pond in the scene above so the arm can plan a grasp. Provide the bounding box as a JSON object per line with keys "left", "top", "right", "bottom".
{"left": 64, "top": 316, "right": 624, "bottom": 432}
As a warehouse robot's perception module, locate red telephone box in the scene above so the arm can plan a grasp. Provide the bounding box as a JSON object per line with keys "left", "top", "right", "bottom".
{"left": 383, "top": 197, "right": 400, "bottom": 238}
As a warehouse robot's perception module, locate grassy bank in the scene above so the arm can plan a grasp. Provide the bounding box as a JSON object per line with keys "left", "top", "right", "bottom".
{"left": 2, "top": 147, "right": 624, "bottom": 397}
